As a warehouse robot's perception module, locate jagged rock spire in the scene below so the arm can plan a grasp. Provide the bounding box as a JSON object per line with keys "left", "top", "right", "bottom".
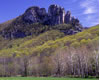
{"left": 65, "top": 11, "right": 71, "bottom": 24}
{"left": 23, "top": 4, "right": 81, "bottom": 26}
{"left": 48, "top": 4, "right": 65, "bottom": 25}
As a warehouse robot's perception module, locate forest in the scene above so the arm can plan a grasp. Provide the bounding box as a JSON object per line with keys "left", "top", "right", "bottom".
{"left": 0, "top": 25, "right": 98, "bottom": 78}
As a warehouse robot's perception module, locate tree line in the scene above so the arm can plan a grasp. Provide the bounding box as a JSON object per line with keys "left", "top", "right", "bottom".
{"left": 0, "top": 46, "right": 98, "bottom": 78}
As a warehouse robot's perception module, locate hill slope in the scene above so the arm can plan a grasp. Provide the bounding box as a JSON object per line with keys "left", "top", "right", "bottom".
{"left": 0, "top": 25, "right": 98, "bottom": 77}
{"left": 0, "top": 22, "right": 99, "bottom": 77}
{"left": 0, "top": 25, "right": 98, "bottom": 57}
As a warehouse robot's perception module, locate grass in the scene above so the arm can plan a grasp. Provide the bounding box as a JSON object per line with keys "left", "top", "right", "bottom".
{"left": 0, "top": 77, "right": 98, "bottom": 80}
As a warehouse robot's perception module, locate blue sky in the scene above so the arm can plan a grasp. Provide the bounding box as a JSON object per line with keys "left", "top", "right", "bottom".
{"left": 0, "top": 0, "right": 99, "bottom": 27}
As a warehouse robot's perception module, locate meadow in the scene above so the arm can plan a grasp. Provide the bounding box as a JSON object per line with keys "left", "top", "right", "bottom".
{"left": 0, "top": 77, "right": 98, "bottom": 80}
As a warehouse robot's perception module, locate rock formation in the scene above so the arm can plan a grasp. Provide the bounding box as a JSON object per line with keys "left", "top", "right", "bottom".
{"left": 23, "top": 6, "right": 47, "bottom": 23}
{"left": 0, "top": 4, "right": 83, "bottom": 39}
{"left": 48, "top": 4, "right": 65, "bottom": 25}
{"left": 64, "top": 11, "right": 71, "bottom": 24}
{"left": 23, "top": 4, "right": 81, "bottom": 26}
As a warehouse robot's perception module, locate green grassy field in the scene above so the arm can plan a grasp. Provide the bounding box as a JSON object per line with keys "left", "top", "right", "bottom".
{"left": 0, "top": 77, "right": 98, "bottom": 80}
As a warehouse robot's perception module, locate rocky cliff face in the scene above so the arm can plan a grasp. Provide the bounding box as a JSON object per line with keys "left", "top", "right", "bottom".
{"left": 65, "top": 11, "right": 71, "bottom": 24}
{"left": 23, "top": 6, "right": 47, "bottom": 23}
{"left": 23, "top": 4, "right": 81, "bottom": 26}
{"left": 48, "top": 4, "right": 65, "bottom": 25}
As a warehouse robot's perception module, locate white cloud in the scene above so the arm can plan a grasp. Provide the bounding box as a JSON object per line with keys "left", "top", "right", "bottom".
{"left": 80, "top": 0, "right": 98, "bottom": 14}
{"left": 80, "top": 0, "right": 99, "bottom": 27}
{"left": 84, "top": 7, "right": 95, "bottom": 14}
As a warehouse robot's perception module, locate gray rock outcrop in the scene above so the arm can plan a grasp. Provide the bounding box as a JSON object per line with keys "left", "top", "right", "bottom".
{"left": 48, "top": 4, "right": 65, "bottom": 25}
{"left": 23, "top": 4, "right": 82, "bottom": 27}
{"left": 64, "top": 11, "right": 71, "bottom": 24}
{"left": 23, "top": 6, "right": 47, "bottom": 23}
